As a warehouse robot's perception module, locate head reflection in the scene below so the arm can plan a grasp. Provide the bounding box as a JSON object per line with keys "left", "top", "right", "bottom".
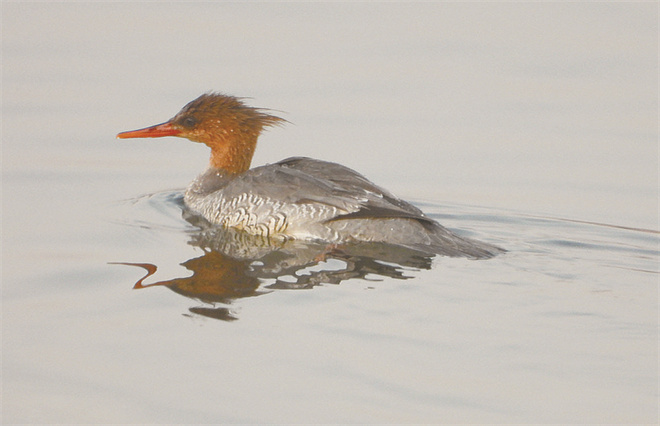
{"left": 117, "top": 215, "right": 435, "bottom": 321}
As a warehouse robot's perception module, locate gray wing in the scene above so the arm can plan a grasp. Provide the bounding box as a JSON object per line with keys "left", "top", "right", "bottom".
{"left": 220, "top": 157, "right": 431, "bottom": 223}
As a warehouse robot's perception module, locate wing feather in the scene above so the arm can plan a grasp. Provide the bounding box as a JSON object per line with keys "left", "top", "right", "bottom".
{"left": 219, "top": 157, "right": 429, "bottom": 224}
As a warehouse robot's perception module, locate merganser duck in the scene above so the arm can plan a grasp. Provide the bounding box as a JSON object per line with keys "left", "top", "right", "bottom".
{"left": 118, "top": 93, "right": 502, "bottom": 259}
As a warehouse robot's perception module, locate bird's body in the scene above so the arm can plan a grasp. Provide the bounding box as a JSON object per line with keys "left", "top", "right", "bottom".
{"left": 118, "top": 93, "right": 502, "bottom": 259}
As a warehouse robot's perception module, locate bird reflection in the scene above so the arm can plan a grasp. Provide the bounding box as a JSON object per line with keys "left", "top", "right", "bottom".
{"left": 117, "top": 207, "right": 437, "bottom": 321}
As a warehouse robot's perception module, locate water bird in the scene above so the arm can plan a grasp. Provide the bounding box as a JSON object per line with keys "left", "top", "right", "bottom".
{"left": 118, "top": 92, "right": 502, "bottom": 259}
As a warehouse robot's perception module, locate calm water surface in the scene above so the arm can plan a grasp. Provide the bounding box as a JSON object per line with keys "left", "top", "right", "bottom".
{"left": 2, "top": 3, "right": 658, "bottom": 424}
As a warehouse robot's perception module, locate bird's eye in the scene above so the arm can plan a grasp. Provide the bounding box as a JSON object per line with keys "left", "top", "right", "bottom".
{"left": 181, "top": 116, "right": 197, "bottom": 128}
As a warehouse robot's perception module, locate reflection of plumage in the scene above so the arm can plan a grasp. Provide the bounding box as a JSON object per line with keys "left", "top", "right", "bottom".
{"left": 118, "top": 225, "right": 439, "bottom": 321}
{"left": 115, "top": 190, "right": 491, "bottom": 322}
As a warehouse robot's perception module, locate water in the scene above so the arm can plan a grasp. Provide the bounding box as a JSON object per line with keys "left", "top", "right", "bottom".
{"left": 2, "top": 3, "right": 658, "bottom": 424}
